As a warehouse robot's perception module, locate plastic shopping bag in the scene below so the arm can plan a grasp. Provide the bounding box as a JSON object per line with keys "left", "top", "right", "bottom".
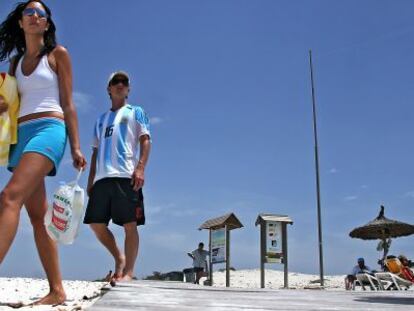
{"left": 45, "top": 170, "right": 85, "bottom": 245}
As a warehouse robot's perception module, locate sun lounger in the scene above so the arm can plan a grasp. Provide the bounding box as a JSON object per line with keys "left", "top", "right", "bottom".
{"left": 354, "top": 273, "right": 382, "bottom": 291}
{"left": 375, "top": 272, "right": 413, "bottom": 290}
{"left": 373, "top": 257, "right": 413, "bottom": 290}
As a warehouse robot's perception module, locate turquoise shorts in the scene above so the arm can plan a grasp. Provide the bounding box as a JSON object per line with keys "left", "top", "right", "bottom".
{"left": 8, "top": 117, "right": 67, "bottom": 176}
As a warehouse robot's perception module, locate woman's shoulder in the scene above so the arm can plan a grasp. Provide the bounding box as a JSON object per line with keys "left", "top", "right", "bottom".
{"left": 8, "top": 54, "right": 22, "bottom": 76}
{"left": 50, "top": 45, "right": 70, "bottom": 58}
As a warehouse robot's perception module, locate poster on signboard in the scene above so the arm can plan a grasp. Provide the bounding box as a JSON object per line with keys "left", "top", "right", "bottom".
{"left": 266, "top": 221, "right": 282, "bottom": 263}
{"left": 211, "top": 228, "right": 226, "bottom": 263}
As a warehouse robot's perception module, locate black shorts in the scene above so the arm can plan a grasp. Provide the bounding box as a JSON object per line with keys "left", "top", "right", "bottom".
{"left": 194, "top": 267, "right": 204, "bottom": 273}
{"left": 83, "top": 178, "right": 145, "bottom": 226}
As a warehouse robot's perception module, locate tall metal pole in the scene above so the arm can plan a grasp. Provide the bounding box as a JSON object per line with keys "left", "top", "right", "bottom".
{"left": 209, "top": 229, "right": 213, "bottom": 285}
{"left": 225, "top": 226, "right": 230, "bottom": 287}
{"left": 260, "top": 223, "right": 265, "bottom": 288}
{"left": 282, "top": 223, "right": 289, "bottom": 289}
{"left": 309, "top": 50, "right": 324, "bottom": 287}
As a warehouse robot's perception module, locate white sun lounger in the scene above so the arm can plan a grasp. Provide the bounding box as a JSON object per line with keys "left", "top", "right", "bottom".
{"left": 354, "top": 273, "right": 382, "bottom": 291}
{"left": 375, "top": 272, "right": 413, "bottom": 290}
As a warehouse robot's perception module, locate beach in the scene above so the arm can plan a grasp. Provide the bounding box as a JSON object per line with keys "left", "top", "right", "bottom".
{"left": 0, "top": 278, "right": 107, "bottom": 310}
{"left": 0, "top": 269, "right": 412, "bottom": 310}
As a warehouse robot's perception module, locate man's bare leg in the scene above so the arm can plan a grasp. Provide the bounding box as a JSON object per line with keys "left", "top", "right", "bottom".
{"left": 121, "top": 222, "right": 139, "bottom": 281}
{"left": 90, "top": 223, "right": 125, "bottom": 280}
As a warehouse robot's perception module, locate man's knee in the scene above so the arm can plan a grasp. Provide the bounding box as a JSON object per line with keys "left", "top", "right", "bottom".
{"left": 90, "top": 223, "right": 108, "bottom": 235}
{"left": 123, "top": 222, "right": 138, "bottom": 235}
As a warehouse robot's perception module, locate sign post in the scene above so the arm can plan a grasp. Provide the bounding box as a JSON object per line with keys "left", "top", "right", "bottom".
{"left": 199, "top": 213, "right": 243, "bottom": 287}
{"left": 255, "top": 214, "right": 293, "bottom": 288}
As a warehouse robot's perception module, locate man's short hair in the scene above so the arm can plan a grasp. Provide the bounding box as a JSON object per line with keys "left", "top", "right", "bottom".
{"left": 357, "top": 257, "right": 364, "bottom": 263}
{"left": 198, "top": 242, "right": 204, "bottom": 247}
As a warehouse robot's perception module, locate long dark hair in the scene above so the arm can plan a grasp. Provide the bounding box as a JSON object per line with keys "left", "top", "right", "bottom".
{"left": 0, "top": 0, "right": 57, "bottom": 62}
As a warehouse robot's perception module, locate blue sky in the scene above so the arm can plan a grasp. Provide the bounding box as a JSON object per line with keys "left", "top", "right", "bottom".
{"left": 1, "top": 0, "right": 414, "bottom": 281}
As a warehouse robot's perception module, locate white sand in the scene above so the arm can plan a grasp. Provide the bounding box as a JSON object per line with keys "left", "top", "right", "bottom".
{"left": 210, "top": 269, "right": 348, "bottom": 290}
{"left": 211, "top": 269, "right": 414, "bottom": 290}
{"left": 0, "top": 278, "right": 107, "bottom": 310}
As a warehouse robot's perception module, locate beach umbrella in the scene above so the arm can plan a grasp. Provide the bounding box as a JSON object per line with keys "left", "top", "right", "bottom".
{"left": 349, "top": 205, "right": 414, "bottom": 266}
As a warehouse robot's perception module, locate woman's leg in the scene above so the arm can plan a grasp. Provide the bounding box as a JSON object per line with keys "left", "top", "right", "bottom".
{"left": 25, "top": 178, "right": 66, "bottom": 305}
{"left": 0, "top": 153, "right": 52, "bottom": 264}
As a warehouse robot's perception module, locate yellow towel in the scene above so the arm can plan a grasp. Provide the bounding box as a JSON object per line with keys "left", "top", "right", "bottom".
{"left": 0, "top": 73, "right": 19, "bottom": 166}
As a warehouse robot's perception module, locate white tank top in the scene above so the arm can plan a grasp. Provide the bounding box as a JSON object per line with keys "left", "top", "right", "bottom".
{"left": 16, "top": 54, "right": 62, "bottom": 117}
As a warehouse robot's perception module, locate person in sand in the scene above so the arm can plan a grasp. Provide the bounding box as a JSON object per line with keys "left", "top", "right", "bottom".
{"left": 187, "top": 242, "right": 209, "bottom": 284}
{"left": 398, "top": 254, "right": 414, "bottom": 283}
{"left": 84, "top": 71, "right": 151, "bottom": 283}
{"left": 0, "top": 0, "right": 86, "bottom": 306}
{"left": 344, "top": 257, "right": 373, "bottom": 290}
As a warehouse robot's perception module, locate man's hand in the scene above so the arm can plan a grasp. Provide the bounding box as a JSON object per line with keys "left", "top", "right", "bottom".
{"left": 131, "top": 167, "right": 144, "bottom": 191}
{"left": 0, "top": 95, "right": 8, "bottom": 114}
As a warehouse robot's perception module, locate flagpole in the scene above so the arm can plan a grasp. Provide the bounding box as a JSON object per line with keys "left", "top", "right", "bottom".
{"left": 309, "top": 50, "right": 325, "bottom": 287}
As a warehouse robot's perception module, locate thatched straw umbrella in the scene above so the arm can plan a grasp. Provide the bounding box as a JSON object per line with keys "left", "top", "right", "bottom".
{"left": 349, "top": 205, "right": 414, "bottom": 268}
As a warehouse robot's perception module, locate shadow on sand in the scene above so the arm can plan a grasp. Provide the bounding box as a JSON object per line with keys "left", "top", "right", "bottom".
{"left": 355, "top": 296, "right": 414, "bottom": 306}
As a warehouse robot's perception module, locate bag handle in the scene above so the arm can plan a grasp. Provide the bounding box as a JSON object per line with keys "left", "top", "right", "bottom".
{"left": 75, "top": 168, "right": 83, "bottom": 184}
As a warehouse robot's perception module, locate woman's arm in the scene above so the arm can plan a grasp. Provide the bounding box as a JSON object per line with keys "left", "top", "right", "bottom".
{"left": 53, "top": 46, "right": 86, "bottom": 170}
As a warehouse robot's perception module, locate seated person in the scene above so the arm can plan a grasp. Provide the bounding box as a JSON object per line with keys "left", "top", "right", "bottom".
{"left": 345, "top": 257, "right": 373, "bottom": 290}
{"left": 379, "top": 255, "right": 401, "bottom": 272}
{"left": 398, "top": 255, "right": 414, "bottom": 283}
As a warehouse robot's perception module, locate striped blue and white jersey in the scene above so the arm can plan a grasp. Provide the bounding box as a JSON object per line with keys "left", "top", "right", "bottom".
{"left": 92, "top": 104, "right": 150, "bottom": 183}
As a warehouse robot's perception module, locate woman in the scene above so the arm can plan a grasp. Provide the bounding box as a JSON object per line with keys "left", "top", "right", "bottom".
{"left": 0, "top": 0, "right": 86, "bottom": 305}
{"left": 398, "top": 255, "right": 414, "bottom": 283}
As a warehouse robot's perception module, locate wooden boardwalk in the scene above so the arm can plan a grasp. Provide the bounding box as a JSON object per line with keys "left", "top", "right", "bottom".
{"left": 89, "top": 280, "right": 414, "bottom": 310}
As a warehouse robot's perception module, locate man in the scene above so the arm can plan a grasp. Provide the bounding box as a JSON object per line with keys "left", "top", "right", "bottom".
{"left": 84, "top": 71, "right": 151, "bottom": 283}
{"left": 187, "top": 242, "right": 209, "bottom": 284}
{"left": 344, "top": 257, "right": 373, "bottom": 290}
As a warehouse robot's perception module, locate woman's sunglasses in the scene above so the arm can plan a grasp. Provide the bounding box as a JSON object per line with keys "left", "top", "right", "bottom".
{"left": 110, "top": 77, "right": 129, "bottom": 87}
{"left": 22, "top": 7, "right": 47, "bottom": 19}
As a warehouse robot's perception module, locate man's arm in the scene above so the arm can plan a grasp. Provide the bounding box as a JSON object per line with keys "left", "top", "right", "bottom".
{"left": 351, "top": 266, "right": 359, "bottom": 275}
{"left": 131, "top": 134, "right": 151, "bottom": 191}
{"left": 87, "top": 148, "right": 98, "bottom": 196}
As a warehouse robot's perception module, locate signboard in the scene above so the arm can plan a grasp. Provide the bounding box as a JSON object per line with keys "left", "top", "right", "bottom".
{"left": 211, "top": 228, "right": 226, "bottom": 263}
{"left": 266, "top": 221, "right": 282, "bottom": 263}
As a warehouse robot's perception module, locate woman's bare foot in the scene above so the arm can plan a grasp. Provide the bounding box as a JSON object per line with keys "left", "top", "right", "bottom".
{"left": 32, "top": 290, "right": 66, "bottom": 306}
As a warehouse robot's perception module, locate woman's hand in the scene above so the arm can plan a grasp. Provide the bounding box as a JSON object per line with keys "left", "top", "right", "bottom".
{"left": 71, "top": 148, "right": 87, "bottom": 171}
{"left": 0, "top": 95, "right": 8, "bottom": 114}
